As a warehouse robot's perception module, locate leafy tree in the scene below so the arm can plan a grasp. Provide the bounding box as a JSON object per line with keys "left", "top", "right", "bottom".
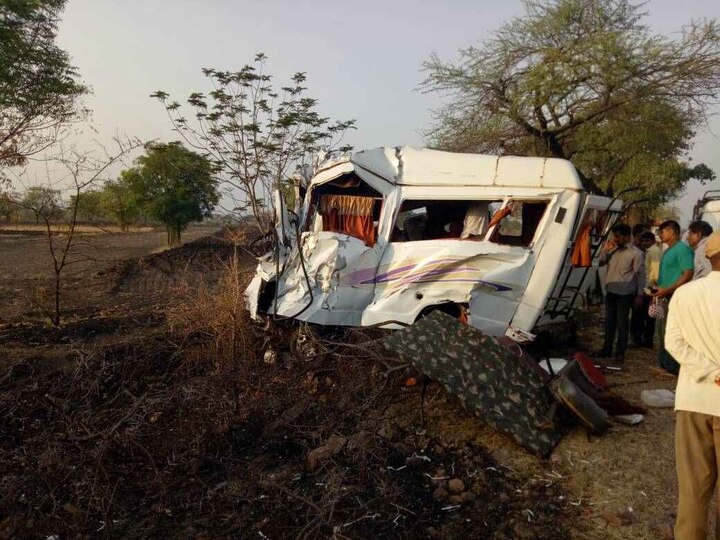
{"left": 0, "top": 190, "right": 20, "bottom": 221}
{"left": 20, "top": 186, "right": 63, "bottom": 223}
{"left": 70, "top": 189, "right": 104, "bottom": 224}
{"left": 99, "top": 179, "right": 141, "bottom": 231}
{"left": 0, "top": 0, "right": 87, "bottom": 180}
{"left": 152, "top": 53, "right": 355, "bottom": 234}
{"left": 421, "top": 0, "right": 719, "bottom": 203}
{"left": 570, "top": 98, "right": 716, "bottom": 201}
{"left": 652, "top": 203, "right": 681, "bottom": 223}
{"left": 122, "top": 142, "right": 219, "bottom": 245}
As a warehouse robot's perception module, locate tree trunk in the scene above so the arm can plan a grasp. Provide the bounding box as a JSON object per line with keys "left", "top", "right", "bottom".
{"left": 167, "top": 226, "right": 181, "bottom": 246}
{"left": 53, "top": 270, "right": 61, "bottom": 326}
{"left": 575, "top": 168, "right": 604, "bottom": 196}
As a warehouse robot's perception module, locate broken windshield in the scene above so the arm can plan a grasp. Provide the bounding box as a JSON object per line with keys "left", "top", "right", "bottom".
{"left": 304, "top": 173, "right": 383, "bottom": 246}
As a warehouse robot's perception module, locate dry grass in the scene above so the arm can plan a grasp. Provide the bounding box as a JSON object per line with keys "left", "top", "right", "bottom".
{"left": 166, "top": 245, "right": 258, "bottom": 367}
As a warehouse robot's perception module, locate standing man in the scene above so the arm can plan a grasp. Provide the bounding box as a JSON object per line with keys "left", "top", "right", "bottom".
{"left": 686, "top": 220, "right": 714, "bottom": 280}
{"left": 597, "top": 223, "right": 645, "bottom": 362}
{"left": 644, "top": 230, "right": 663, "bottom": 289}
{"left": 629, "top": 223, "right": 649, "bottom": 348}
{"left": 631, "top": 223, "right": 647, "bottom": 249}
{"left": 665, "top": 231, "right": 720, "bottom": 539}
{"left": 653, "top": 220, "right": 694, "bottom": 375}
{"left": 631, "top": 231, "right": 661, "bottom": 348}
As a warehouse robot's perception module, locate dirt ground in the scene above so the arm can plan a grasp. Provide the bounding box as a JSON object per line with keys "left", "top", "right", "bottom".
{"left": 0, "top": 224, "right": 216, "bottom": 323}
{"left": 0, "top": 227, "right": 689, "bottom": 539}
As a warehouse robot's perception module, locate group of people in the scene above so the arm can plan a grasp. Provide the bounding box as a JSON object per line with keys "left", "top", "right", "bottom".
{"left": 597, "top": 218, "right": 720, "bottom": 539}
{"left": 597, "top": 219, "right": 712, "bottom": 365}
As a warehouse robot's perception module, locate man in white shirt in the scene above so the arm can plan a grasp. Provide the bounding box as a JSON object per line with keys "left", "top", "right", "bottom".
{"left": 461, "top": 201, "right": 491, "bottom": 239}
{"left": 686, "top": 220, "right": 714, "bottom": 280}
{"left": 665, "top": 231, "right": 720, "bottom": 539}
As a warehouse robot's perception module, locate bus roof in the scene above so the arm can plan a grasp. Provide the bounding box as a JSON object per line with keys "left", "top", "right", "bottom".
{"left": 349, "top": 147, "right": 584, "bottom": 190}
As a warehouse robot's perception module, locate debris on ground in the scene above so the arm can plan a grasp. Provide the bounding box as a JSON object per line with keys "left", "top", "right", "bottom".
{"left": 383, "top": 311, "right": 562, "bottom": 456}
{"left": 641, "top": 389, "right": 676, "bottom": 408}
{"left": 383, "top": 311, "right": 646, "bottom": 457}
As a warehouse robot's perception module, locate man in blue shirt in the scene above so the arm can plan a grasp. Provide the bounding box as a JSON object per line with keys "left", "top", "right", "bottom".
{"left": 652, "top": 220, "right": 694, "bottom": 375}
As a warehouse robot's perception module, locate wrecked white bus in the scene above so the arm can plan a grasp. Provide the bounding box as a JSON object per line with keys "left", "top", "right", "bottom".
{"left": 246, "top": 147, "right": 623, "bottom": 343}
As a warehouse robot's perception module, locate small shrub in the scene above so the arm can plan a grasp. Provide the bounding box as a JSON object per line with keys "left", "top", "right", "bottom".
{"left": 167, "top": 249, "right": 256, "bottom": 367}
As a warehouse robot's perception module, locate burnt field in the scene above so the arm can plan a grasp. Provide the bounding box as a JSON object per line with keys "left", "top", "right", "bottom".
{"left": 0, "top": 228, "right": 680, "bottom": 539}
{"left": 0, "top": 225, "right": 215, "bottom": 324}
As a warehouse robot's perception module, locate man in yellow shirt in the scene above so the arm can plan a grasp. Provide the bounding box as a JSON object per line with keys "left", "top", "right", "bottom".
{"left": 666, "top": 231, "right": 720, "bottom": 539}
{"left": 631, "top": 231, "right": 661, "bottom": 348}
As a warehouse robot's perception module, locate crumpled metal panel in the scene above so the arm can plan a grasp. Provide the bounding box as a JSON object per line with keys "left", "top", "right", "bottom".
{"left": 270, "top": 232, "right": 380, "bottom": 325}
{"left": 382, "top": 311, "right": 562, "bottom": 457}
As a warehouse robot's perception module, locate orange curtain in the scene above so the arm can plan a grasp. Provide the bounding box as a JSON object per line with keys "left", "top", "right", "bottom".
{"left": 323, "top": 208, "right": 341, "bottom": 232}
{"left": 572, "top": 222, "right": 592, "bottom": 267}
{"left": 343, "top": 215, "right": 376, "bottom": 246}
{"left": 319, "top": 195, "right": 377, "bottom": 247}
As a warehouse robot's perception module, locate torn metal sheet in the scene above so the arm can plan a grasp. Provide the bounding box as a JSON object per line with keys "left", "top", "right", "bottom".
{"left": 382, "top": 311, "right": 562, "bottom": 457}
{"left": 269, "top": 232, "right": 382, "bottom": 326}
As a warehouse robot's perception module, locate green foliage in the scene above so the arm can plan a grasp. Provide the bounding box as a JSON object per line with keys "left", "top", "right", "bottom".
{"left": 0, "top": 0, "right": 86, "bottom": 176}
{"left": 152, "top": 54, "right": 355, "bottom": 233}
{"left": 0, "top": 190, "right": 19, "bottom": 221}
{"left": 652, "top": 203, "right": 681, "bottom": 222}
{"left": 121, "top": 142, "right": 219, "bottom": 245}
{"left": 70, "top": 189, "right": 104, "bottom": 224}
{"left": 570, "top": 98, "right": 715, "bottom": 202}
{"left": 99, "top": 179, "right": 142, "bottom": 231}
{"left": 19, "top": 186, "right": 64, "bottom": 223}
{"left": 421, "top": 0, "right": 720, "bottom": 203}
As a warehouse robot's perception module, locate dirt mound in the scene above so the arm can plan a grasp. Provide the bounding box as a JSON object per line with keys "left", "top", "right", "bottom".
{"left": 0, "top": 225, "right": 220, "bottom": 324}
{"left": 106, "top": 234, "right": 248, "bottom": 299}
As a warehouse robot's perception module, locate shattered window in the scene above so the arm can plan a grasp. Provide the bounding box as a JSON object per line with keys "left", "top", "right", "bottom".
{"left": 305, "top": 173, "right": 383, "bottom": 246}
{"left": 489, "top": 200, "right": 549, "bottom": 247}
{"left": 392, "top": 200, "right": 502, "bottom": 242}
{"left": 489, "top": 202, "right": 521, "bottom": 237}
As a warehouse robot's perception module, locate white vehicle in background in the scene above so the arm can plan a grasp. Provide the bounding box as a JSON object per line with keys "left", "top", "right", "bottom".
{"left": 246, "top": 147, "right": 624, "bottom": 343}
{"left": 693, "top": 190, "right": 720, "bottom": 230}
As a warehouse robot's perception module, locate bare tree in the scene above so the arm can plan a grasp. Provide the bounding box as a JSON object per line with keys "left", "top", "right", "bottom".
{"left": 151, "top": 53, "right": 355, "bottom": 234}
{"left": 4, "top": 136, "right": 142, "bottom": 325}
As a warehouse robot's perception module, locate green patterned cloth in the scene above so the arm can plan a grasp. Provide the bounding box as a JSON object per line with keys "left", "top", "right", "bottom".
{"left": 382, "top": 311, "right": 562, "bottom": 456}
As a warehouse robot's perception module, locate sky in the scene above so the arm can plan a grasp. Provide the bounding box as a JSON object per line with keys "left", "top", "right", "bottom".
{"left": 46, "top": 0, "right": 720, "bottom": 223}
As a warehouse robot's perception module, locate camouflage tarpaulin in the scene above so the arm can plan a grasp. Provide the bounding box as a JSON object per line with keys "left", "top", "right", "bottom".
{"left": 382, "top": 311, "right": 562, "bottom": 457}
